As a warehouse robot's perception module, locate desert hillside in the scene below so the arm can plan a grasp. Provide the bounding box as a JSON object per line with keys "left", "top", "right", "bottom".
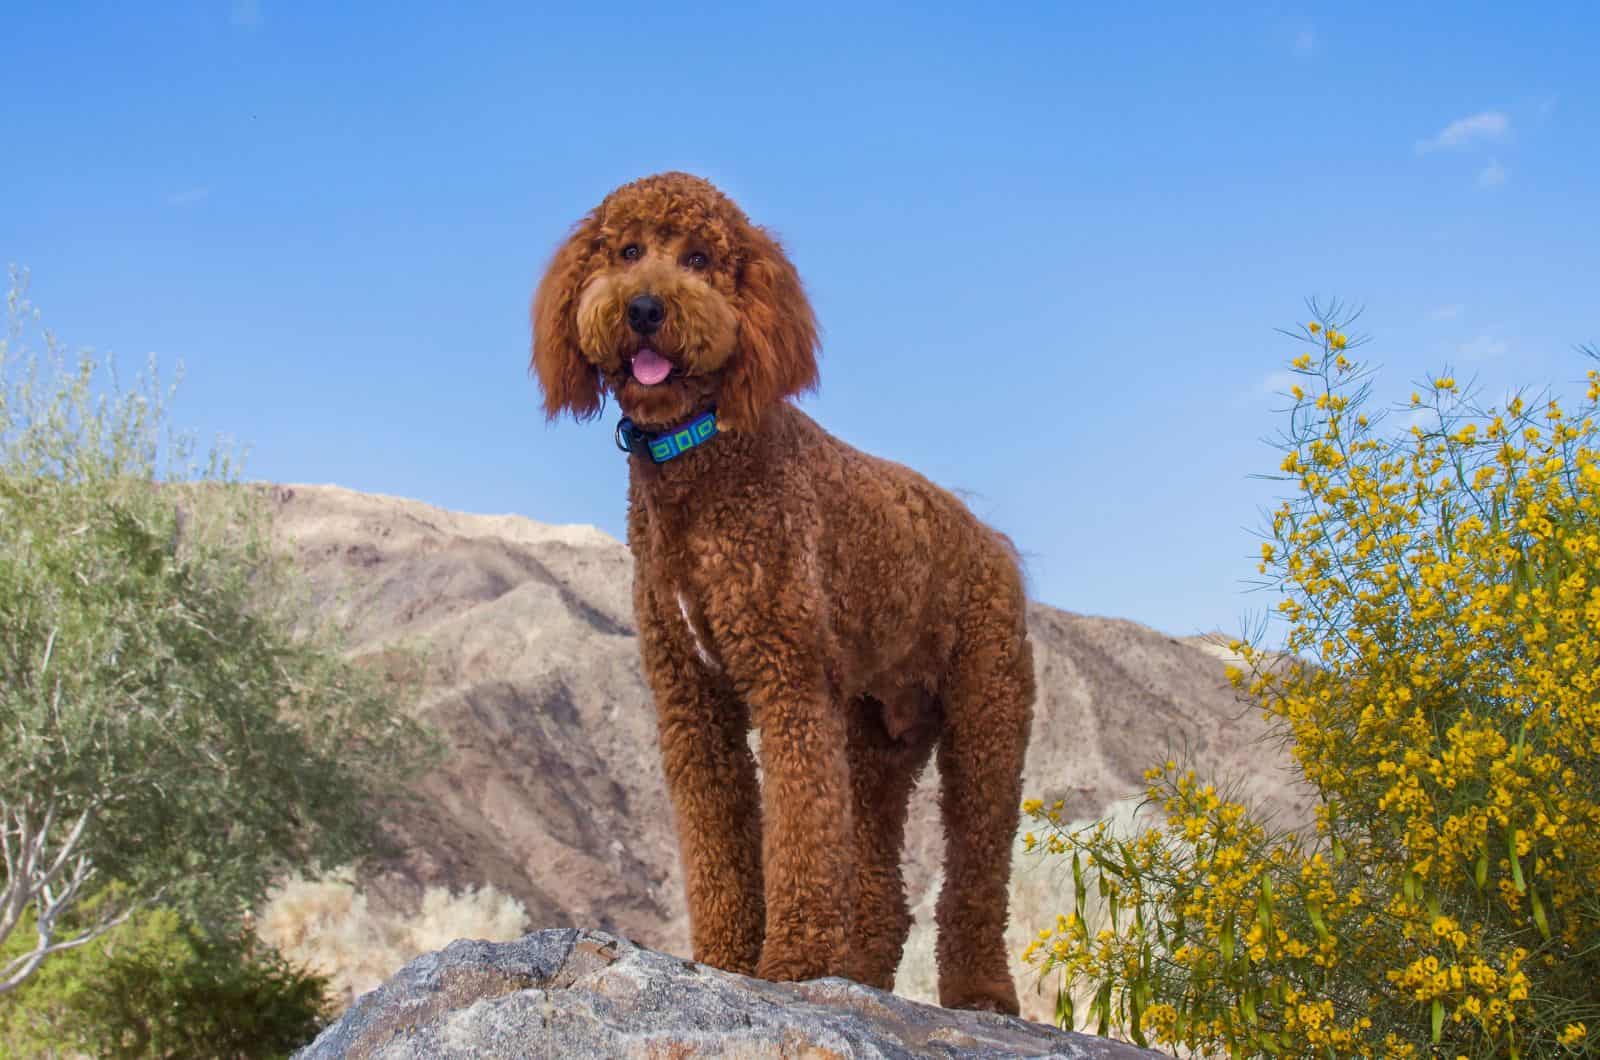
{"left": 268, "top": 483, "right": 1310, "bottom": 1016}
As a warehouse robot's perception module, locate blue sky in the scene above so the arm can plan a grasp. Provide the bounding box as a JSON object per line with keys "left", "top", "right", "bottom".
{"left": 5, "top": 2, "right": 1596, "bottom": 639}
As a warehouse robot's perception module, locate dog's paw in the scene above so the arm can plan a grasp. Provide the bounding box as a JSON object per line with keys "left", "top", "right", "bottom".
{"left": 948, "top": 996, "right": 1020, "bottom": 1017}
{"left": 939, "top": 979, "right": 1021, "bottom": 1017}
{"left": 692, "top": 942, "right": 762, "bottom": 979}
{"left": 756, "top": 950, "right": 832, "bottom": 983}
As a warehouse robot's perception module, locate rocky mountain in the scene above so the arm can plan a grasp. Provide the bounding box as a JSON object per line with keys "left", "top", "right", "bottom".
{"left": 268, "top": 484, "right": 1310, "bottom": 1021}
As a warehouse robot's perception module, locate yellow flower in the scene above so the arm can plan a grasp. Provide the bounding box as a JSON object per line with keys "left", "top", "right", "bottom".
{"left": 1015, "top": 324, "right": 1600, "bottom": 1058}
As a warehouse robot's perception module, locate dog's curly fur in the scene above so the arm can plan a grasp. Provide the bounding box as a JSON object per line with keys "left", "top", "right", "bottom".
{"left": 530, "top": 172, "right": 1035, "bottom": 1014}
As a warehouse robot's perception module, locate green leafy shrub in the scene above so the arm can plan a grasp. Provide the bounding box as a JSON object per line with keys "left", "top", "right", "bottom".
{"left": 1, "top": 894, "right": 329, "bottom": 1058}
{"left": 1, "top": 270, "right": 439, "bottom": 991}
{"left": 1022, "top": 310, "right": 1600, "bottom": 1057}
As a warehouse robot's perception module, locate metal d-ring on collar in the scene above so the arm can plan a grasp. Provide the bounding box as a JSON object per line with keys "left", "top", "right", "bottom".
{"left": 614, "top": 408, "right": 720, "bottom": 464}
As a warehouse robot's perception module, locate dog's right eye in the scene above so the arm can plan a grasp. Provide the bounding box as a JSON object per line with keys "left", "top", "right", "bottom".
{"left": 620, "top": 244, "right": 643, "bottom": 261}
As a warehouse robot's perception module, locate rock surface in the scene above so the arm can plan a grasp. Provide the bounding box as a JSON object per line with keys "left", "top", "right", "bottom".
{"left": 267, "top": 483, "right": 1310, "bottom": 1018}
{"left": 294, "top": 929, "right": 1166, "bottom": 1059}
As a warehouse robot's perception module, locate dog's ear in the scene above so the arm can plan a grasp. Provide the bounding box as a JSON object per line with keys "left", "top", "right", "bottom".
{"left": 722, "top": 224, "right": 819, "bottom": 433}
{"left": 531, "top": 215, "right": 604, "bottom": 422}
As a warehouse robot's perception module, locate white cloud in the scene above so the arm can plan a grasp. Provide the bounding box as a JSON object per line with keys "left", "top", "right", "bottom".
{"left": 1459, "top": 335, "right": 1508, "bottom": 361}
{"left": 166, "top": 187, "right": 211, "bottom": 207}
{"left": 1415, "top": 111, "right": 1510, "bottom": 154}
{"left": 231, "top": 0, "right": 262, "bottom": 29}
{"left": 1428, "top": 304, "right": 1463, "bottom": 321}
{"left": 1254, "top": 370, "right": 1302, "bottom": 401}
{"left": 1478, "top": 159, "right": 1508, "bottom": 187}
{"left": 1398, "top": 405, "right": 1438, "bottom": 434}
{"left": 1293, "top": 28, "right": 1316, "bottom": 56}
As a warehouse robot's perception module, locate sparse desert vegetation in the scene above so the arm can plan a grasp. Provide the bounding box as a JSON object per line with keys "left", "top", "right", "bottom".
{"left": 257, "top": 868, "right": 529, "bottom": 1006}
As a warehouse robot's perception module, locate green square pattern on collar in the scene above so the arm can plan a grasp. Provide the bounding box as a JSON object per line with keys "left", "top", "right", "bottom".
{"left": 649, "top": 412, "right": 717, "bottom": 461}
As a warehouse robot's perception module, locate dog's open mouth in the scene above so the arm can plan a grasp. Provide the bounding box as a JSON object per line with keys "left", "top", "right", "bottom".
{"left": 630, "top": 347, "right": 680, "bottom": 387}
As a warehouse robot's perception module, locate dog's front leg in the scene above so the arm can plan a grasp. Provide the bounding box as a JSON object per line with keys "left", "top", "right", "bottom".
{"left": 639, "top": 588, "right": 765, "bottom": 975}
{"left": 750, "top": 665, "right": 851, "bottom": 982}
{"left": 707, "top": 580, "right": 852, "bottom": 983}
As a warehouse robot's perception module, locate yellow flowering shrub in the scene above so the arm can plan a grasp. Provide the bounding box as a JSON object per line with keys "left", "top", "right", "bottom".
{"left": 1023, "top": 312, "right": 1600, "bottom": 1057}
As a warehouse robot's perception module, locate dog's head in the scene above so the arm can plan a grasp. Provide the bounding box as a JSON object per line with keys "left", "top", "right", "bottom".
{"left": 531, "top": 172, "right": 818, "bottom": 434}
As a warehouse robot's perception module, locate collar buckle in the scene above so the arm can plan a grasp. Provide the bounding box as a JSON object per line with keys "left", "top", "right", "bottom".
{"left": 615, "top": 418, "right": 648, "bottom": 455}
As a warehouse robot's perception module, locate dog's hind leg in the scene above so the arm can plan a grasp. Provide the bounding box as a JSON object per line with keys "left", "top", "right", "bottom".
{"left": 843, "top": 697, "right": 936, "bottom": 990}
{"left": 934, "top": 598, "right": 1035, "bottom": 1015}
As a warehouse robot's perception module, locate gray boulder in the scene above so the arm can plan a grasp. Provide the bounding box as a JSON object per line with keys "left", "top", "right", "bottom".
{"left": 295, "top": 928, "right": 1167, "bottom": 1059}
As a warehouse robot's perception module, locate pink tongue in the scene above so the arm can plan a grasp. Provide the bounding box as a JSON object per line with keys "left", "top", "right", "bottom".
{"left": 631, "top": 348, "right": 673, "bottom": 386}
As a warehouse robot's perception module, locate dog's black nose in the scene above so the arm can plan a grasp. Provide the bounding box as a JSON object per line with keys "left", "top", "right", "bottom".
{"left": 627, "top": 294, "right": 665, "bottom": 335}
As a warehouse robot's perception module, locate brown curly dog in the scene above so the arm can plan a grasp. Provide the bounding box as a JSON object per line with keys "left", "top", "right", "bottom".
{"left": 530, "top": 172, "right": 1034, "bottom": 1014}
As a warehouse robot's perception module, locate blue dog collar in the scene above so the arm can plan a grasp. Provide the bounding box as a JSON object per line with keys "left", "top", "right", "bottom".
{"left": 615, "top": 409, "right": 719, "bottom": 464}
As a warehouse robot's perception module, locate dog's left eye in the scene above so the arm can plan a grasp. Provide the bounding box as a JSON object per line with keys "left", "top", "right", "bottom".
{"left": 683, "top": 252, "right": 709, "bottom": 271}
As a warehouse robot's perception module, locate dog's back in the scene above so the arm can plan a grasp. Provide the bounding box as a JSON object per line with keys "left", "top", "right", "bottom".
{"left": 770, "top": 403, "right": 1031, "bottom": 708}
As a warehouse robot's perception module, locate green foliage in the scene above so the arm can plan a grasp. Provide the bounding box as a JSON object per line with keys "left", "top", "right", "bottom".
{"left": 1023, "top": 308, "right": 1600, "bottom": 1057}
{"left": 1, "top": 892, "right": 330, "bottom": 1058}
{"left": 1, "top": 268, "right": 440, "bottom": 987}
